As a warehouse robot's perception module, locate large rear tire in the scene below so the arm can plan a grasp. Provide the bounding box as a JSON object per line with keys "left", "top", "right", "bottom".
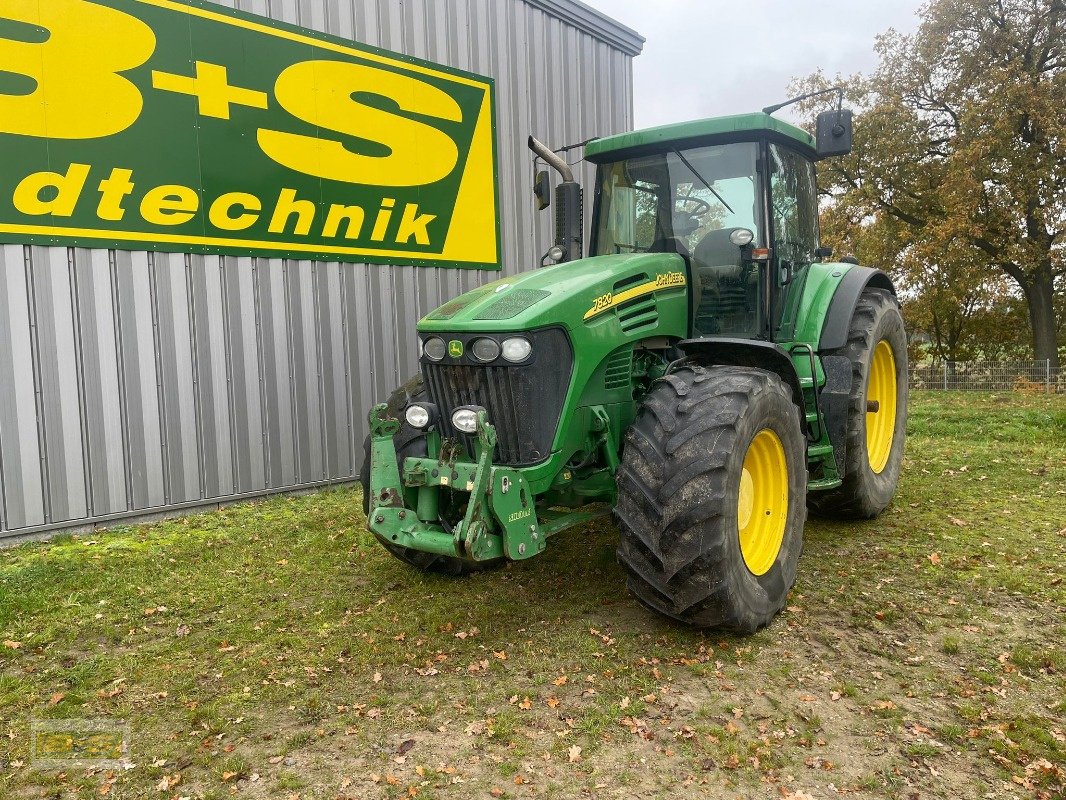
{"left": 808, "top": 288, "right": 908, "bottom": 519}
{"left": 615, "top": 366, "right": 806, "bottom": 634}
{"left": 360, "top": 375, "right": 501, "bottom": 577}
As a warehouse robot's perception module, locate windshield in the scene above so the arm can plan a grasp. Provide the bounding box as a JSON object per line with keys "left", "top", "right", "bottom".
{"left": 591, "top": 142, "right": 761, "bottom": 258}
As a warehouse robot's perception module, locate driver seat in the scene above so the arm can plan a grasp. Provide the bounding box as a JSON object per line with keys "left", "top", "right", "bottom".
{"left": 691, "top": 227, "right": 755, "bottom": 334}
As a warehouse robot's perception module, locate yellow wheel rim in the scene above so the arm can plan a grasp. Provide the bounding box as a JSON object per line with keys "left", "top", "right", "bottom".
{"left": 737, "top": 429, "right": 789, "bottom": 576}
{"left": 866, "top": 340, "right": 898, "bottom": 474}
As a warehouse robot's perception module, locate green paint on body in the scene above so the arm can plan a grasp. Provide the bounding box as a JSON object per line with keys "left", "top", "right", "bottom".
{"left": 584, "top": 112, "right": 815, "bottom": 161}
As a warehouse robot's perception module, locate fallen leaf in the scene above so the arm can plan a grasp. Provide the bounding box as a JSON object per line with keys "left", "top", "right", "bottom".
{"left": 156, "top": 773, "right": 181, "bottom": 792}
{"left": 2, "top": 640, "right": 21, "bottom": 649}
{"left": 553, "top": 675, "right": 568, "bottom": 686}
{"left": 373, "top": 671, "right": 382, "bottom": 683}
{"left": 547, "top": 696, "right": 560, "bottom": 708}
{"left": 568, "top": 745, "right": 582, "bottom": 763}
{"left": 928, "top": 552, "right": 942, "bottom": 565}
{"left": 949, "top": 517, "right": 968, "bottom": 527}
{"left": 397, "top": 739, "right": 415, "bottom": 756}
{"left": 48, "top": 692, "right": 65, "bottom": 706}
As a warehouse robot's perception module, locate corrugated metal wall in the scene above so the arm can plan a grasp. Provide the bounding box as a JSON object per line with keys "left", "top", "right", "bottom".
{"left": 0, "top": 0, "right": 640, "bottom": 540}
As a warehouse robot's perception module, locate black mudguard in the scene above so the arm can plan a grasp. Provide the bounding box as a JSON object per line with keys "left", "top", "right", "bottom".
{"left": 816, "top": 265, "right": 897, "bottom": 477}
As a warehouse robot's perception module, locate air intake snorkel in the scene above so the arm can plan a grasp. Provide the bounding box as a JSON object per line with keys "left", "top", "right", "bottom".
{"left": 528, "top": 135, "right": 583, "bottom": 265}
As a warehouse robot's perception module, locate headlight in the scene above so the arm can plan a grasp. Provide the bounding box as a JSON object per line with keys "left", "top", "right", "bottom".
{"left": 451, "top": 406, "right": 484, "bottom": 434}
{"left": 470, "top": 337, "right": 501, "bottom": 362}
{"left": 423, "top": 337, "right": 446, "bottom": 361}
{"left": 501, "top": 337, "right": 532, "bottom": 362}
{"left": 405, "top": 403, "right": 434, "bottom": 429}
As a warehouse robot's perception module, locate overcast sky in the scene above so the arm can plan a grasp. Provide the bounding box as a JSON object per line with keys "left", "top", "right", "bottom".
{"left": 583, "top": 0, "right": 926, "bottom": 128}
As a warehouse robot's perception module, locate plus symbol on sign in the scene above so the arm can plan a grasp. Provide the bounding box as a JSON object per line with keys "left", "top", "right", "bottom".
{"left": 151, "top": 61, "right": 268, "bottom": 120}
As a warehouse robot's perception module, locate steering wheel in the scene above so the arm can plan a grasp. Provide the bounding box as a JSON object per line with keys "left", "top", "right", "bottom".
{"left": 675, "top": 195, "right": 713, "bottom": 219}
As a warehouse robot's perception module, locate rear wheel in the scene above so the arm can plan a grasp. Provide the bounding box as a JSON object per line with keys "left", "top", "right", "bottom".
{"left": 361, "top": 376, "right": 500, "bottom": 576}
{"left": 615, "top": 366, "right": 806, "bottom": 633}
{"left": 809, "top": 289, "right": 908, "bottom": 519}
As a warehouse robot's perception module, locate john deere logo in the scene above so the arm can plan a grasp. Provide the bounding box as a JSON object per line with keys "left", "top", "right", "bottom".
{"left": 0, "top": 0, "right": 500, "bottom": 268}
{"left": 448, "top": 340, "right": 464, "bottom": 358}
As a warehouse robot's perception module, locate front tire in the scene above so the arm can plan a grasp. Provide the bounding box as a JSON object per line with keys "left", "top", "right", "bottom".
{"left": 615, "top": 366, "right": 806, "bottom": 634}
{"left": 808, "top": 288, "right": 908, "bottom": 519}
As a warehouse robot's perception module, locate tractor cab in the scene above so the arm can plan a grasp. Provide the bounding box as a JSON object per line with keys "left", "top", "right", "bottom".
{"left": 584, "top": 112, "right": 839, "bottom": 344}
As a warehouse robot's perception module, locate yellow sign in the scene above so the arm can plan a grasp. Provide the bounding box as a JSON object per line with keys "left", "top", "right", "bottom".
{"left": 0, "top": 0, "right": 500, "bottom": 268}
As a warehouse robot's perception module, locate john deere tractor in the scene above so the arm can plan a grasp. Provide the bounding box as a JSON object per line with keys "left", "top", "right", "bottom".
{"left": 362, "top": 98, "right": 908, "bottom": 633}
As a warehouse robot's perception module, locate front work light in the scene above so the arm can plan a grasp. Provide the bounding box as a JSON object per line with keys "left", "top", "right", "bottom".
{"left": 501, "top": 337, "right": 532, "bottom": 362}
{"left": 729, "top": 228, "right": 754, "bottom": 246}
{"left": 451, "top": 406, "right": 485, "bottom": 434}
{"left": 405, "top": 403, "right": 437, "bottom": 429}
{"left": 423, "top": 337, "right": 447, "bottom": 361}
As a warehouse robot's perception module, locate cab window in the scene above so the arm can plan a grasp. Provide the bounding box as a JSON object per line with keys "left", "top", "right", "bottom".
{"left": 768, "top": 143, "right": 819, "bottom": 339}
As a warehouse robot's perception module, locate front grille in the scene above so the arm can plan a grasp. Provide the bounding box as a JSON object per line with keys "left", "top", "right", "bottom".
{"left": 421, "top": 328, "right": 573, "bottom": 466}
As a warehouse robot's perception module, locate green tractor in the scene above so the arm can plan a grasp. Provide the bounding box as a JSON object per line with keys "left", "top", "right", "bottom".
{"left": 362, "top": 98, "right": 908, "bottom": 633}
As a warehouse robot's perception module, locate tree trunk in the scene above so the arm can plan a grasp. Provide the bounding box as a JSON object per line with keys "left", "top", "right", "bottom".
{"left": 1022, "top": 267, "right": 1060, "bottom": 372}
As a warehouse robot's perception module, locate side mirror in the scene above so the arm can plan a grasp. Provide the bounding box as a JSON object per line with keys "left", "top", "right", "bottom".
{"left": 533, "top": 170, "right": 551, "bottom": 211}
{"left": 815, "top": 109, "right": 853, "bottom": 159}
{"left": 815, "top": 246, "right": 833, "bottom": 260}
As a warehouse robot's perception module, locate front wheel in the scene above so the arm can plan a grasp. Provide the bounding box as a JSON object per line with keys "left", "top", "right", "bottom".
{"left": 809, "top": 288, "right": 908, "bottom": 519}
{"left": 614, "top": 366, "right": 807, "bottom": 634}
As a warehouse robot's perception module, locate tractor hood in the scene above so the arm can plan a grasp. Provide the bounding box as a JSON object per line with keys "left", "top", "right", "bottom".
{"left": 417, "top": 252, "right": 690, "bottom": 336}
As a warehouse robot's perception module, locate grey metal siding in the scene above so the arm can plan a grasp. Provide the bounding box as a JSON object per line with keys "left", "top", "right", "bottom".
{"left": 0, "top": 0, "right": 640, "bottom": 539}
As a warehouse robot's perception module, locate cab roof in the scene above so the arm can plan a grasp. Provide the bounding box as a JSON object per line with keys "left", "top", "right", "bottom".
{"left": 584, "top": 112, "right": 815, "bottom": 162}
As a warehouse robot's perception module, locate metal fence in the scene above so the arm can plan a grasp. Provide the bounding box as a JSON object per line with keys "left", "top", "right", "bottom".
{"left": 909, "top": 360, "right": 1062, "bottom": 392}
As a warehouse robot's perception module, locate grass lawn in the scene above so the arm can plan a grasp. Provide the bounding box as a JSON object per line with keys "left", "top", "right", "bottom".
{"left": 1, "top": 391, "right": 1064, "bottom": 800}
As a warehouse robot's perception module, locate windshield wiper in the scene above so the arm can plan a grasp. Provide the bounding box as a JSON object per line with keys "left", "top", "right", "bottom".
{"left": 673, "top": 149, "right": 734, "bottom": 215}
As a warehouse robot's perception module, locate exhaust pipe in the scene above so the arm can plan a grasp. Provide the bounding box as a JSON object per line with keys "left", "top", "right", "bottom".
{"left": 528, "top": 136, "right": 582, "bottom": 264}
